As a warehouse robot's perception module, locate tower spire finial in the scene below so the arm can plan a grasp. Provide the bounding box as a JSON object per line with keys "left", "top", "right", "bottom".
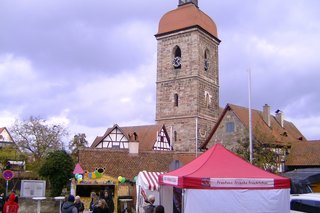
{"left": 178, "top": 0, "right": 198, "bottom": 7}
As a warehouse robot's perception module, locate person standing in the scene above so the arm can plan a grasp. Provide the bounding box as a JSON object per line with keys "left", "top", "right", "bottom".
{"left": 143, "top": 195, "right": 155, "bottom": 213}
{"left": 103, "top": 190, "right": 114, "bottom": 213}
{"left": 90, "top": 192, "right": 99, "bottom": 211}
{"left": 74, "top": 196, "right": 84, "bottom": 213}
{"left": 155, "top": 205, "right": 165, "bottom": 213}
{"left": 61, "top": 195, "right": 78, "bottom": 213}
{"left": 92, "top": 199, "right": 110, "bottom": 213}
{"left": 3, "top": 192, "right": 19, "bottom": 213}
{"left": 0, "top": 193, "right": 5, "bottom": 213}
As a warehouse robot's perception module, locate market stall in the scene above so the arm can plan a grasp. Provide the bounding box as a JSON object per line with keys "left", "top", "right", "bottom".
{"left": 135, "top": 171, "right": 164, "bottom": 213}
{"left": 72, "top": 165, "right": 118, "bottom": 212}
{"left": 159, "top": 144, "right": 291, "bottom": 213}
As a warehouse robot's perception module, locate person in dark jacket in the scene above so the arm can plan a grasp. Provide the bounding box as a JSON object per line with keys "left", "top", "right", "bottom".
{"left": 143, "top": 195, "right": 155, "bottom": 213}
{"left": 0, "top": 192, "right": 5, "bottom": 213}
{"left": 155, "top": 205, "right": 165, "bottom": 213}
{"left": 61, "top": 195, "right": 68, "bottom": 211}
{"left": 61, "top": 195, "right": 78, "bottom": 213}
{"left": 103, "top": 190, "right": 114, "bottom": 213}
{"left": 92, "top": 199, "right": 109, "bottom": 213}
{"left": 74, "top": 196, "right": 84, "bottom": 213}
{"left": 90, "top": 192, "right": 99, "bottom": 211}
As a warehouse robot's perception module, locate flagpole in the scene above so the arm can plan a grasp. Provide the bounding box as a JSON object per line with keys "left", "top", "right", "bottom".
{"left": 248, "top": 68, "right": 253, "bottom": 164}
{"left": 195, "top": 117, "right": 198, "bottom": 157}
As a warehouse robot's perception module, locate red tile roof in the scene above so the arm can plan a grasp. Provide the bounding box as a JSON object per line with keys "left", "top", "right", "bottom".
{"left": 286, "top": 142, "right": 320, "bottom": 166}
{"left": 201, "top": 103, "right": 306, "bottom": 149}
{"left": 78, "top": 148, "right": 196, "bottom": 179}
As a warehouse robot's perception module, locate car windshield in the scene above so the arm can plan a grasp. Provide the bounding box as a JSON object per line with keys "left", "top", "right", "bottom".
{"left": 291, "top": 181, "right": 313, "bottom": 194}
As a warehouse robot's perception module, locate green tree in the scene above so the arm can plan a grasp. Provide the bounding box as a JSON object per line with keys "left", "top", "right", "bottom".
{"left": 39, "top": 150, "right": 74, "bottom": 196}
{"left": 10, "top": 116, "right": 68, "bottom": 161}
{"left": 69, "top": 133, "right": 88, "bottom": 158}
{"left": 233, "top": 136, "right": 279, "bottom": 172}
{"left": 0, "top": 147, "right": 26, "bottom": 171}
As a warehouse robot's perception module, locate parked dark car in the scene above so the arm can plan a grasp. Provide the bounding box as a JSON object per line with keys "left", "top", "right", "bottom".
{"left": 290, "top": 193, "right": 320, "bottom": 213}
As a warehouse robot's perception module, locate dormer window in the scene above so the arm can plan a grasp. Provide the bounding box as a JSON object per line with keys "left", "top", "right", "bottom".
{"left": 173, "top": 46, "right": 181, "bottom": 69}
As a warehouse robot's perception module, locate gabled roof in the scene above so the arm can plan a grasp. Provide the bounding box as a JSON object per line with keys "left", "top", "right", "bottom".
{"left": 201, "top": 103, "right": 305, "bottom": 149}
{"left": 91, "top": 124, "right": 168, "bottom": 151}
{"left": 286, "top": 142, "right": 320, "bottom": 166}
{"left": 0, "top": 127, "right": 15, "bottom": 143}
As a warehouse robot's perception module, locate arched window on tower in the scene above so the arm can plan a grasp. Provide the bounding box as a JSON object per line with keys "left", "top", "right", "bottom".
{"left": 173, "top": 46, "right": 182, "bottom": 69}
{"left": 174, "top": 93, "right": 179, "bottom": 107}
{"left": 204, "top": 49, "right": 209, "bottom": 71}
{"left": 205, "top": 93, "right": 210, "bottom": 107}
{"left": 204, "top": 91, "right": 212, "bottom": 108}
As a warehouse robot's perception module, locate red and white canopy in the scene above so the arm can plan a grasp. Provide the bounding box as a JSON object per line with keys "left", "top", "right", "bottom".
{"left": 137, "top": 171, "right": 164, "bottom": 191}
{"left": 159, "top": 144, "right": 290, "bottom": 189}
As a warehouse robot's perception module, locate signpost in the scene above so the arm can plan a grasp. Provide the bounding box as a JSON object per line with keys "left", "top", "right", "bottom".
{"left": 3, "top": 170, "right": 14, "bottom": 196}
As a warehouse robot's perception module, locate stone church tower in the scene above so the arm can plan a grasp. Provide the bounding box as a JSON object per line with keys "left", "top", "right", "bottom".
{"left": 155, "top": 0, "right": 221, "bottom": 152}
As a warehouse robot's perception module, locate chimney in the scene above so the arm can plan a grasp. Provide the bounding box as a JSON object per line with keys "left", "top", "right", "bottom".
{"left": 263, "top": 104, "right": 271, "bottom": 127}
{"left": 129, "top": 141, "right": 139, "bottom": 154}
{"left": 275, "top": 110, "right": 284, "bottom": 128}
{"left": 128, "top": 132, "right": 139, "bottom": 154}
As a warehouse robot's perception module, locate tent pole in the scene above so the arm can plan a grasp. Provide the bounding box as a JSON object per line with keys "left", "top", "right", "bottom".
{"left": 181, "top": 188, "right": 185, "bottom": 213}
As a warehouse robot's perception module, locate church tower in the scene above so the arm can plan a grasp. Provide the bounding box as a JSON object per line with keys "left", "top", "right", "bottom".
{"left": 155, "top": 0, "right": 221, "bottom": 152}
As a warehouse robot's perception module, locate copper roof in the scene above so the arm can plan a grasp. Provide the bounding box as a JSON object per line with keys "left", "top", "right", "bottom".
{"left": 201, "top": 103, "right": 306, "bottom": 149}
{"left": 91, "top": 124, "right": 168, "bottom": 152}
{"left": 156, "top": 3, "right": 218, "bottom": 38}
{"left": 286, "top": 142, "right": 320, "bottom": 166}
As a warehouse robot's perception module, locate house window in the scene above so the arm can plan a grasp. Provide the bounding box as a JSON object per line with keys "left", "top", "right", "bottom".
{"left": 226, "top": 122, "right": 235, "bottom": 133}
{"left": 174, "top": 131, "right": 177, "bottom": 142}
{"left": 174, "top": 93, "right": 179, "bottom": 107}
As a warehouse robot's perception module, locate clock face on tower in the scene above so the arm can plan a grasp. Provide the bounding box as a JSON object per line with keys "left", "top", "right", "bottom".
{"left": 173, "top": 56, "right": 181, "bottom": 68}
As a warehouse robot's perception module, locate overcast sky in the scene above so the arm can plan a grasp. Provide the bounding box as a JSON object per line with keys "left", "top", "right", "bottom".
{"left": 1, "top": 0, "right": 319, "bottom": 145}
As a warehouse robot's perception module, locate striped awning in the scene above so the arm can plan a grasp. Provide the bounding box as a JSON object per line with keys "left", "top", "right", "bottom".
{"left": 138, "top": 171, "right": 164, "bottom": 191}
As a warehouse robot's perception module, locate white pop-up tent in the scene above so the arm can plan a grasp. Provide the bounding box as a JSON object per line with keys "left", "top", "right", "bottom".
{"left": 135, "top": 171, "right": 164, "bottom": 213}
{"left": 159, "top": 144, "right": 291, "bottom": 213}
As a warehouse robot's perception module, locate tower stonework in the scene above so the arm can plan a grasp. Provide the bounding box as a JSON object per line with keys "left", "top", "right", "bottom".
{"left": 155, "top": 3, "right": 221, "bottom": 152}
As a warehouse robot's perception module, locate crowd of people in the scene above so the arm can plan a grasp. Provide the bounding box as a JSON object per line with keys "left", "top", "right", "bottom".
{"left": 61, "top": 189, "right": 115, "bottom": 213}
{"left": 0, "top": 191, "right": 19, "bottom": 213}
{"left": 88, "top": 189, "right": 114, "bottom": 213}
{"left": 0, "top": 190, "right": 165, "bottom": 213}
